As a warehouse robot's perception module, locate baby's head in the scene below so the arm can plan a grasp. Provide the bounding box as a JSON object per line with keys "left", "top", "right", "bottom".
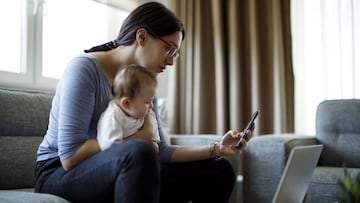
{"left": 113, "top": 64, "right": 158, "bottom": 119}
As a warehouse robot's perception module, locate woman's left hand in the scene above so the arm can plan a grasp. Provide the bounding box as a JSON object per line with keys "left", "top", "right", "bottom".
{"left": 217, "top": 124, "right": 255, "bottom": 156}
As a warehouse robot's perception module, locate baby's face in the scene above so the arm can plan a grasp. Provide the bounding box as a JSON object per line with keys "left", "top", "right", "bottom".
{"left": 126, "top": 84, "right": 157, "bottom": 119}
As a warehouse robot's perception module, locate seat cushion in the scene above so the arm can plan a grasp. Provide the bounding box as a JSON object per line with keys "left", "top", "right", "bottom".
{"left": 0, "top": 190, "right": 70, "bottom": 203}
{"left": 0, "top": 136, "right": 43, "bottom": 189}
{"left": 305, "top": 166, "right": 360, "bottom": 203}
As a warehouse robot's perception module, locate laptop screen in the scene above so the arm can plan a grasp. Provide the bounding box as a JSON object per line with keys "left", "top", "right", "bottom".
{"left": 272, "top": 145, "right": 323, "bottom": 203}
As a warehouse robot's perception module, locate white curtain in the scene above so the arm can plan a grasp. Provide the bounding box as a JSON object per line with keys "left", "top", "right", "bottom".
{"left": 291, "top": 0, "right": 360, "bottom": 134}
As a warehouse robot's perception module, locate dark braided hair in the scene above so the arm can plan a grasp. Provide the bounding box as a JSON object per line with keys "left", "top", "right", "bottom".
{"left": 84, "top": 2, "right": 185, "bottom": 53}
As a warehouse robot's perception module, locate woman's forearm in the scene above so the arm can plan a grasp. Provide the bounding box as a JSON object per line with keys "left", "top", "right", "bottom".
{"left": 170, "top": 144, "right": 220, "bottom": 162}
{"left": 61, "top": 139, "right": 101, "bottom": 171}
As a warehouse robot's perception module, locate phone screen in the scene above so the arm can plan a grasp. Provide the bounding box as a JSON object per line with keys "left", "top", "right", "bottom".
{"left": 235, "top": 110, "right": 259, "bottom": 149}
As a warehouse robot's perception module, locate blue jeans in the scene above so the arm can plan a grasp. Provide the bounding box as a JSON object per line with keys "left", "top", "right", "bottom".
{"left": 35, "top": 140, "right": 235, "bottom": 203}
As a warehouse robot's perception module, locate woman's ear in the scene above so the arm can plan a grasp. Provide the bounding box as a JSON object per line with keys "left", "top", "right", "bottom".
{"left": 135, "top": 28, "right": 147, "bottom": 46}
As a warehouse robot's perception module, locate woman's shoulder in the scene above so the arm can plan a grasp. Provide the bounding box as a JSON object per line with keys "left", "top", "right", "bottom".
{"left": 67, "top": 54, "right": 99, "bottom": 69}
{"left": 62, "top": 54, "right": 104, "bottom": 80}
{"left": 57, "top": 53, "right": 110, "bottom": 99}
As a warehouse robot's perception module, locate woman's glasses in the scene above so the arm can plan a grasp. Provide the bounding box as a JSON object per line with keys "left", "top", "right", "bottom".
{"left": 158, "top": 38, "right": 179, "bottom": 61}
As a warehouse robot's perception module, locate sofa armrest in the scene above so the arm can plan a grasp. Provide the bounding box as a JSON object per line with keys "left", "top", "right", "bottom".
{"left": 169, "top": 134, "right": 221, "bottom": 146}
{"left": 243, "top": 133, "right": 318, "bottom": 203}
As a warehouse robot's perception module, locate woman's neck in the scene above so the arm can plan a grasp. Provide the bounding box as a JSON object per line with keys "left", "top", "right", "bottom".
{"left": 91, "top": 50, "right": 121, "bottom": 86}
{"left": 91, "top": 45, "right": 137, "bottom": 86}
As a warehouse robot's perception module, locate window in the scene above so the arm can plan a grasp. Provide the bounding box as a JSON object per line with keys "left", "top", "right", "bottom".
{"left": 0, "top": 0, "right": 133, "bottom": 90}
{"left": 0, "top": 1, "right": 22, "bottom": 74}
{"left": 291, "top": 0, "right": 360, "bottom": 134}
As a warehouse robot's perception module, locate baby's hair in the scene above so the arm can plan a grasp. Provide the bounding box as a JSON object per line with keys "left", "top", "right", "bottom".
{"left": 112, "top": 64, "right": 157, "bottom": 99}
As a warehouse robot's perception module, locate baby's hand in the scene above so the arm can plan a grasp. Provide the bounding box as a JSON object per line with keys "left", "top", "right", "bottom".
{"left": 151, "top": 142, "right": 159, "bottom": 153}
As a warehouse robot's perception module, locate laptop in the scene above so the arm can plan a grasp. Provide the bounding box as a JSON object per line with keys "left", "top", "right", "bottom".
{"left": 272, "top": 144, "right": 323, "bottom": 203}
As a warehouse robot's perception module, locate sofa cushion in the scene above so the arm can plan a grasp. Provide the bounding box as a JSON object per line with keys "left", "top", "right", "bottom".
{"left": 316, "top": 99, "right": 360, "bottom": 168}
{"left": 0, "top": 88, "right": 53, "bottom": 137}
{"left": 305, "top": 166, "right": 360, "bottom": 203}
{"left": 0, "top": 136, "right": 43, "bottom": 189}
{"left": 0, "top": 190, "right": 70, "bottom": 203}
{"left": 0, "top": 88, "right": 54, "bottom": 189}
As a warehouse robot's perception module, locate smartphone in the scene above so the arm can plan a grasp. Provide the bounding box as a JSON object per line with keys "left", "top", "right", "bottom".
{"left": 235, "top": 110, "right": 259, "bottom": 149}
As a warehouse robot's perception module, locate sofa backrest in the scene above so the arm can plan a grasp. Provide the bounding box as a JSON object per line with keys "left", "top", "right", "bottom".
{"left": 0, "top": 87, "right": 54, "bottom": 189}
{"left": 316, "top": 99, "right": 360, "bottom": 168}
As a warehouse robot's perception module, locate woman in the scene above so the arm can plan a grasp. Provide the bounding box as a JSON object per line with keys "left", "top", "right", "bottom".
{"left": 35, "top": 2, "right": 253, "bottom": 203}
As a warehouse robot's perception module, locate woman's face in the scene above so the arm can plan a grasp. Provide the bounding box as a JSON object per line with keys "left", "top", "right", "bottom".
{"left": 138, "top": 31, "right": 183, "bottom": 75}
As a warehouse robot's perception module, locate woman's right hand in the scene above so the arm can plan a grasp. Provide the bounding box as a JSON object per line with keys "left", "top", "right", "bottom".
{"left": 138, "top": 112, "right": 155, "bottom": 141}
{"left": 151, "top": 142, "right": 159, "bottom": 153}
{"left": 123, "top": 113, "right": 154, "bottom": 142}
{"left": 62, "top": 139, "right": 101, "bottom": 171}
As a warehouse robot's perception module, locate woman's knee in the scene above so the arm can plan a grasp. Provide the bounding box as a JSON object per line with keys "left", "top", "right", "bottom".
{"left": 214, "top": 158, "right": 237, "bottom": 184}
{"left": 111, "top": 140, "right": 160, "bottom": 201}
{"left": 208, "top": 158, "right": 236, "bottom": 202}
{"left": 217, "top": 157, "right": 236, "bottom": 173}
{"left": 110, "top": 139, "right": 159, "bottom": 169}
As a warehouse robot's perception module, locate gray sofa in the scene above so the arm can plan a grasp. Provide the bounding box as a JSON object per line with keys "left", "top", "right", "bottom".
{"left": 243, "top": 99, "right": 360, "bottom": 203}
{"left": 0, "top": 87, "right": 241, "bottom": 203}
{"left": 0, "top": 88, "right": 70, "bottom": 203}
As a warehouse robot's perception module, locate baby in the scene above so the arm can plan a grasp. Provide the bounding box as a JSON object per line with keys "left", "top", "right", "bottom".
{"left": 97, "top": 64, "right": 160, "bottom": 152}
